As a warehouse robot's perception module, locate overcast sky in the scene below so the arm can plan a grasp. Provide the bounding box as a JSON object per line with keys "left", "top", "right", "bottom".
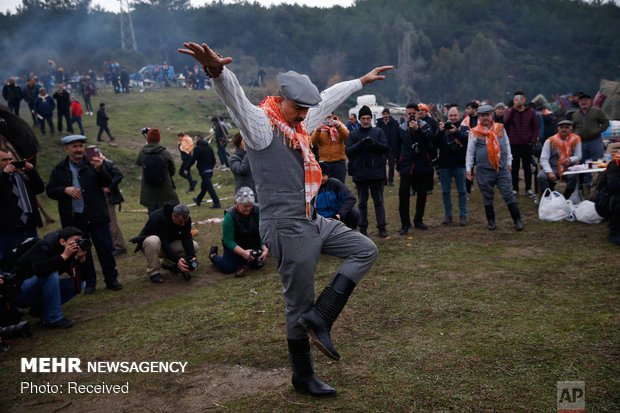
{"left": 0, "top": 0, "right": 356, "bottom": 13}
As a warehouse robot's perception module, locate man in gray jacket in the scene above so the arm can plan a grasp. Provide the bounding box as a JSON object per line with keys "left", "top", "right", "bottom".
{"left": 180, "top": 41, "right": 391, "bottom": 397}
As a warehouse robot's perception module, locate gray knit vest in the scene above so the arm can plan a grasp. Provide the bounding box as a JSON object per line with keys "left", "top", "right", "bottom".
{"left": 474, "top": 128, "right": 510, "bottom": 171}
{"left": 246, "top": 127, "right": 309, "bottom": 220}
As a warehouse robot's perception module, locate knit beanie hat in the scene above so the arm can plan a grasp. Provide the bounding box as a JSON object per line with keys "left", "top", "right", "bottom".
{"left": 147, "top": 128, "right": 161, "bottom": 143}
{"left": 359, "top": 105, "right": 372, "bottom": 118}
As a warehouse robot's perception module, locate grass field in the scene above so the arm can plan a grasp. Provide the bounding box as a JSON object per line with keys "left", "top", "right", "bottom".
{"left": 0, "top": 84, "right": 618, "bottom": 412}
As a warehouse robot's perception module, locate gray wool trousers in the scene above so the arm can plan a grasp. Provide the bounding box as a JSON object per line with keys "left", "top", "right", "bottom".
{"left": 260, "top": 214, "right": 378, "bottom": 340}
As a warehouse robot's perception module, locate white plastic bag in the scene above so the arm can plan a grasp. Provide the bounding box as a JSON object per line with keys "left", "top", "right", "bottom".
{"left": 538, "top": 189, "right": 572, "bottom": 221}
{"left": 574, "top": 200, "right": 604, "bottom": 224}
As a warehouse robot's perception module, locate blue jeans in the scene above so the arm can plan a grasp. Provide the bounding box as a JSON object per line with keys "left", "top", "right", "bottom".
{"left": 0, "top": 229, "right": 37, "bottom": 260}
{"left": 581, "top": 138, "right": 604, "bottom": 186}
{"left": 439, "top": 168, "right": 467, "bottom": 217}
{"left": 210, "top": 245, "right": 263, "bottom": 274}
{"left": 217, "top": 144, "right": 230, "bottom": 168}
{"left": 71, "top": 115, "right": 84, "bottom": 135}
{"left": 16, "top": 272, "right": 78, "bottom": 324}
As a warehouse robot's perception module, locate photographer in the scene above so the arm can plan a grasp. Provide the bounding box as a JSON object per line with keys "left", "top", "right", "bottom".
{"left": 131, "top": 202, "right": 198, "bottom": 283}
{"left": 310, "top": 113, "right": 349, "bottom": 183}
{"left": 209, "top": 188, "right": 268, "bottom": 278}
{"left": 0, "top": 149, "right": 44, "bottom": 260}
{"left": 14, "top": 227, "right": 90, "bottom": 329}
{"left": 434, "top": 106, "right": 469, "bottom": 226}
{"left": 396, "top": 103, "right": 436, "bottom": 234}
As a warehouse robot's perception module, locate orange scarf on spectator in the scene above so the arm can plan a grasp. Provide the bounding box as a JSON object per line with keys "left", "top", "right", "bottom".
{"left": 260, "top": 96, "right": 321, "bottom": 215}
{"left": 319, "top": 117, "right": 340, "bottom": 142}
{"left": 461, "top": 115, "right": 471, "bottom": 129}
{"left": 612, "top": 150, "right": 620, "bottom": 168}
{"left": 548, "top": 133, "right": 581, "bottom": 177}
{"left": 472, "top": 122, "right": 503, "bottom": 171}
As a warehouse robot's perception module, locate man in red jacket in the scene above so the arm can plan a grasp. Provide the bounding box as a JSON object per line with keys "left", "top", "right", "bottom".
{"left": 70, "top": 96, "right": 84, "bottom": 135}
{"left": 504, "top": 91, "right": 540, "bottom": 198}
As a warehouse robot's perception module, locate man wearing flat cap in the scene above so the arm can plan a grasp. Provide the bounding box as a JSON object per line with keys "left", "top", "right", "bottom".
{"left": 537, "top": 120, "right": 582, "bottom": 198}
{"left": 180, "top": 41, "right": 392, "bottom": 396}
{"left": 46, "top": 135, "right": 123, "bottom": 294}
{"left": 466, "top": 105, "right": 524, "bottom": 231}
{"left": 572, "top": 93, "right": 609, "bottom": 191}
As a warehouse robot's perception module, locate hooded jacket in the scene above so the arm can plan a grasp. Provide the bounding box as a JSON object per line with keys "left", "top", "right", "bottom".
{"left": 136, "top": 142, "right": 178, "bottom": 210}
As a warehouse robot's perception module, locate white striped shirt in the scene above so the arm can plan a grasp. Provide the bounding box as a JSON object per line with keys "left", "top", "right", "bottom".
{"left": 213, "top": 67, "right": 362, "bottom": 151}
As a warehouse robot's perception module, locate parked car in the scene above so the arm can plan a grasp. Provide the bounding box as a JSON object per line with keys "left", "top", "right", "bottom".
{"left": 129, "top": 65, "right": 175, "bottom": 84}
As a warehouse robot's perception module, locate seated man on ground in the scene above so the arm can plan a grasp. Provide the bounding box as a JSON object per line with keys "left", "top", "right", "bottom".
{"left": 316, "top": 164, "right": 360, "bottom": 230}
{"left": 131, "top": 202, "right": 199, "bottom": 283}
{"left": 209, "top": 187, "right": 268, "bottom": 278}
{"left": 537, "top": 120, "right": 581, "bottom": 199}
{"left": 13, "top": 227, "right": 89, "bottom": 329}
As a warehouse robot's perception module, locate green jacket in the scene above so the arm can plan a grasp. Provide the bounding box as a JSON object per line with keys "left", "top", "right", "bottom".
{"left": 572, "top": 107, "right": 609, "bottom": 142}
{"left": 136, "top": 142, "right": 179, "bottom": 210}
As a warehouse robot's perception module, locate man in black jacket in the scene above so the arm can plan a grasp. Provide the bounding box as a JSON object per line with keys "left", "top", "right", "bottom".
{"left": 96, "top": 103, "right": 115, "bottom": 142}
{"left": 131, "top": 202, "right": 198, "bottom": 283}
{"left": 2, "top": 77, "right": 22, "bottom": 116}
{"left": 14, "top": 226, "right": 89, "bottom": 328}
{"left": 376, "top": 108, "right": 401, "bottom": 186}
{"left": 191, "top": 133, "right": 221, "bottom": 208}
{"left": 0, "top": 149, "right": 44, "bottom": 259}
{"left": 345, "top": 105, "right": 389, "bottom": 237}
{"left": 397, "top": 103, "right": 436, "bottom": 234}
{"left": 46, "top": 135, "right": 122, "bottom": 294}
{"left": 52, "top": 84, "right": 73, "bottom": 134}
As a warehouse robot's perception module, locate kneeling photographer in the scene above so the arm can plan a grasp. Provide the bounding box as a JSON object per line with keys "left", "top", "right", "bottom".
{"left": 131, "top": 202, "right": 198, "bottom": 283}
{"left": 209, "top": 187, "right": 268, "bottom": 278}
{"left": 5, "top": 227, "right": 89, "bottom": 329}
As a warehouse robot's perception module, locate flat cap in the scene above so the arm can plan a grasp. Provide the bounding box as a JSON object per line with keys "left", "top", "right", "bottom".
{"left": 277, "top": 71, "right": 321, "bottom": 107}
{"left": 61, "top": 135, "right": 87, "bottom": 145}
{"left": 235, "top": 187, "right": 255, "bottom": 204}
{"left": 557, "top": 120, "right": 573, "bottom": 127}
{"left": 494, "top": 102, "right": 506, "bottom": 109}
{"left": 477, "top": 105, "right": 493, "bottom": 114}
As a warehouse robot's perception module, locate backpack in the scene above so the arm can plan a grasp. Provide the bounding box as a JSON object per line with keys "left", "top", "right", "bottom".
{"left": 142, "top": 152, "right": 166, "bottom": 186}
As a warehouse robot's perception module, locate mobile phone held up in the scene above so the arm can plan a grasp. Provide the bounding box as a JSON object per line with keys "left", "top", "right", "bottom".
{"left": 86, "top": 146, "right": 101, "bottom": 162}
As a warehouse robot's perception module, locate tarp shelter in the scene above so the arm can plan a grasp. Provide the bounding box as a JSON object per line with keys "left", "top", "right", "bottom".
{"left": 599, "top": 79, "right": 620, "bottom": 120}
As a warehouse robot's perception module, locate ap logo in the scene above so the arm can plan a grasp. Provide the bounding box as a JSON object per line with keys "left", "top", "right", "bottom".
{"left": 557, "top": 381, "right": 585, "bottom": 413}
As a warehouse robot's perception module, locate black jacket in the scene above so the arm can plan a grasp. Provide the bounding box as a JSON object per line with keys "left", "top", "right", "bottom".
{"left": 397, "top": 121, "right": 435, "bottom": 176}
{"left": 0, "top": 168, "right": 44, "bottom": 233}
{"left": 2, "top": 84, "right": 22, "bottom": 103}
{"left": 19, "top": 230, "right": 87, "bottom": 280}
{"left": 46, "top": 157, "right": 112, "bottom": 227}
{"left": 345, "top": 126, "right": 389, "bottom": 182}
{"left": 132, "top": 201, "right": 195, "bottom": 262}
{"left": 191, "top": 139, "right": 216, "bottom": 172}
{"left": 102, "top": 159, "right": 124, "bottom": 205}
{"left": 376, "top": 116, "right": 402, "bottom": 153}
{"left": 52, "top": 89, "right": 71, "bottom": 113}
{"left": 433, "top": 122, "right": 469, "bottom": 169}
{"left": 96, "top": 108, "right": 109, "bottom": 127}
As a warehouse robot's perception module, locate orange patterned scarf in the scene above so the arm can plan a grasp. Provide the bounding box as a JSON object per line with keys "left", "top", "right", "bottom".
{"left": 612, "top": 150, "right": 620, "bottom": 168}
{"left": 259, "top": 96, "right": 322, "bottom": 215}
{"left": 472, "top": 122, "right": 503, "bottom": 171}
{"left": 548, "top": 133, "right": 581, "bottom": 177}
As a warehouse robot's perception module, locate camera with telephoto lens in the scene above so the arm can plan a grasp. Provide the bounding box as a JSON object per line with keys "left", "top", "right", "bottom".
{"left": 141, "top": 127, "right": 151, "bottom": 136}
{"left": 444, "top": 121, "right": 454, "bottom": 131}
{"left": 74, "top": 238, "right": 92, "bottom": 251}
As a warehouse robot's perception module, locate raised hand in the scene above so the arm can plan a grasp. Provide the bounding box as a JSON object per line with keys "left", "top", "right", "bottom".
{"left": 359, "top": 65, "right": 394, "bottom": 85}
{"left": 178, "top": 42, "right": 233, "bottom": 77}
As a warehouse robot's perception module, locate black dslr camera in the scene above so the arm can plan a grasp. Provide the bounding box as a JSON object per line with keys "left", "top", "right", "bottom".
{"left": 141, "top": 127, "right": 151, "bottom": 136}
{"left": 74, "top": 238, "right": 92, "bottom": 250}
{"left": 187, "top": 258, "right": 198, "bottom": 271}
{"left": 251, "top": 249, "right": 263, "bottom": 266}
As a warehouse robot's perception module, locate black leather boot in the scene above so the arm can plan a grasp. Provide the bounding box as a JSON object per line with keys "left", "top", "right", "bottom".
{"left": 297, "top": 273, "right": 356, "bottom": 360}
{"left": 288, "top": 338, "right": 337, "bottom": 397}
{"left": 484, "top": 205, "right": 496, "bottom": 230}
{"left": 507, "top": 202, "right": 524, "bottom": 231}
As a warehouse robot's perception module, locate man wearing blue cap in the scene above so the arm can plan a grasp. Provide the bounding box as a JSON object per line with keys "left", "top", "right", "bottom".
{"left": 180, "top": 42, "right": 392, "bottom": 397}
{"left": 46, "top": 135, "right": 123, "bottom": 294}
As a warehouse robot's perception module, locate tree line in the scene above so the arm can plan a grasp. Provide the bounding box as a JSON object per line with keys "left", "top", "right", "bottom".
{"left": 1, "top": 0, "right": 619, "bottom": 105}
